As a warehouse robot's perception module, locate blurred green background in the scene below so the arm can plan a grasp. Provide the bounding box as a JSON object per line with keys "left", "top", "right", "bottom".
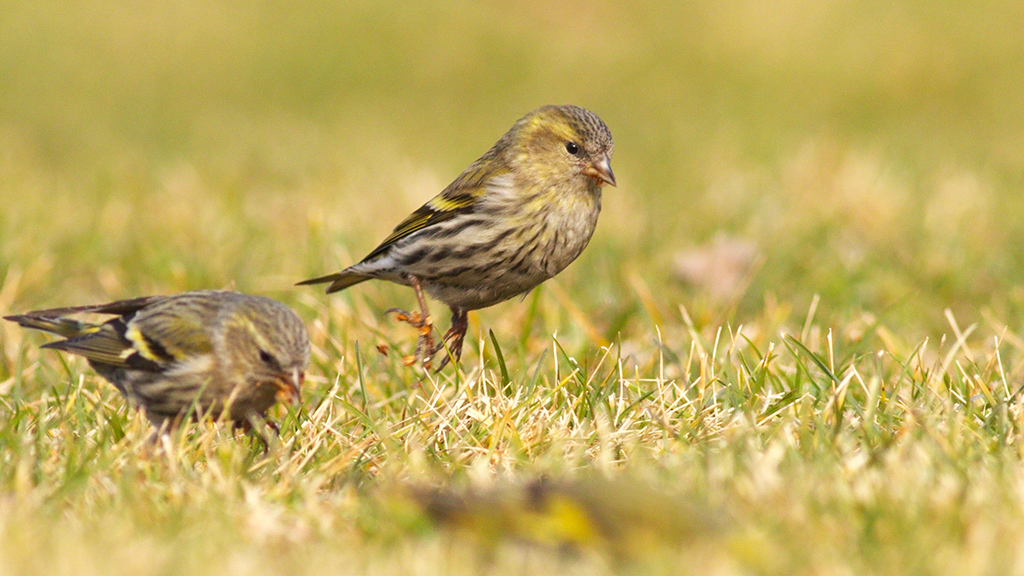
{"left": 3, "top": 0, "right": 1024, "bottom": 339}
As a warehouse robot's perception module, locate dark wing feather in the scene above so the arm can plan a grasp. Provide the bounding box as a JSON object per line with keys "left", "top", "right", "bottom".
{"left": 40, "top": 317, "right": 159, "bottom": 370}
{"left": 3, "top": 314, "right": 96, "bottom": 338}
{"left": 8, "top": 295, "right": 161, "bottom": 320}
{"left": 4, "top": 293, "right": 159, "bottom": 341}
{"left": 9, "top": 294, "right": 209, "bottom": 373}
{"left": 361, "top": 164, "right": 503, "bottom": 262}
{"left": 296, "top": 180, "right": 487, "bottom": 292}
{"left": 297, "top": 153, "right": 507, "bottom": 292}
{"left": 5, "top": 295, "right": 166, "bottom": 369}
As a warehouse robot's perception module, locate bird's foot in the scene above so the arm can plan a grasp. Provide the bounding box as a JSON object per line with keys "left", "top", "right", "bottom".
{"left": 387, "top": 308, "right": 435, "bottom": 368}
{"left": 238, "top": 416, "right": 281, "bottom": 455}
{"left": 433, "top": 328, "right": 465, "bottom": 371}
{"left": 265, "top": 419, "right": 282, "bottom": 436}
{"left": 386, "top": 307, "right": 425, "bottom": 327}
{"left": 433, "top": 309, "right": 469, "bottom": 372}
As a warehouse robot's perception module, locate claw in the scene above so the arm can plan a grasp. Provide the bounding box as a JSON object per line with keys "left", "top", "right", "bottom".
{"left": 388, "top": 276, "right": 438, "bottom": 368}
{"left": 387, "top": 307, "right": 424, "bottom": 327}
{"left": 434, "top": 345, "right": 455, "bottom": 372}
{"left": 266, "top": 420, "right": 281, "bottom": 436}
{"left": 433, "top": 308, "right": 468, "bottom": 372}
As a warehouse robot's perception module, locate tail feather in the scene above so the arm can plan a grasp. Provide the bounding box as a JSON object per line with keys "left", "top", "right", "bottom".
{"left": 3, "top": 314, "right": 94, "bottom": 338}
{"left": 296, "top": 271, "right": 371, "bottom": 294}
{"left": 8, "top": 297, "right": 157, "bottom": 319}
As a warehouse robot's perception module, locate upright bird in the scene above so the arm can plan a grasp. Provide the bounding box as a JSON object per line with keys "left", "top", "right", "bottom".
{"left": 5, "top": 290, "right": 310, "bottom": 431}
{"left": 300, "top": 105, "right": 615, "bottom": 369}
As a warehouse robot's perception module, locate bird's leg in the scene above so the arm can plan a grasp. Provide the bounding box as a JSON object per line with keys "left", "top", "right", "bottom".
{"left": 256, "top": 419, "right": 282, "bottom": 455}
{"left": 238, "top": 415, "right": 281, "bottom": 455}
{"left": 434, "top": 307, "right": 469, "bottom": 371}
{"left": 387, "top": 276, "right": 435, "bottom": 367}
{"left": 410, "top": 277, "right": 436, "bottom": 367}
{"left": 264, "top": 419, "right": 282, "bottom": 436}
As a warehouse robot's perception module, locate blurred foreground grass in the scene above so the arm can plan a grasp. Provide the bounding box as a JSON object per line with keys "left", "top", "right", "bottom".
{"left": 3, "top": 1, "right": 1024, "bottom": 574}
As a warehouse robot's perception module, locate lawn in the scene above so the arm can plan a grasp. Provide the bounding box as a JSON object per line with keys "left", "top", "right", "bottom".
{"left": 3, "top": 1, "right": 1024, "bottom": 574}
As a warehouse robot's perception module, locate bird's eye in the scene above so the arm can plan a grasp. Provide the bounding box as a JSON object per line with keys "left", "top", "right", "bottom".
{"left": 258, "top": 349, "right": 276, "bottom": 365}
{"left": 565, "top": 142, "right": 581, "bottom": 156}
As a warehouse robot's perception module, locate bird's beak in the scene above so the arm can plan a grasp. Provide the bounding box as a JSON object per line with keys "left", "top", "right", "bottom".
{"left": 274, "top": 370, "right": 304, "bottom": 406}
{"left": 583, "top": 154, "right": 616, "bottom": 187}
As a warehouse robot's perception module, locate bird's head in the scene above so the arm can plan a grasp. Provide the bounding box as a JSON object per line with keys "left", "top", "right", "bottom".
{"left": 506, "top": 105, "right": 615, "bottom": 190}
{"left": 222, "top": 297, "right": 310, "bottom": 406}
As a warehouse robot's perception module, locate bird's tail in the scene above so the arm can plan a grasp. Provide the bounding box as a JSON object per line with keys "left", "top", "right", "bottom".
{"left": 3, "top": 313, "right": 96, "bottom": 339}
{"left": 296, "top": 270, "right": 372, "bottom": 294}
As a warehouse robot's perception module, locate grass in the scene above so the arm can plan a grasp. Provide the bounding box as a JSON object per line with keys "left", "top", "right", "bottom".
{"left": 3, "top": 1, "right": 1024, "bottom": 574}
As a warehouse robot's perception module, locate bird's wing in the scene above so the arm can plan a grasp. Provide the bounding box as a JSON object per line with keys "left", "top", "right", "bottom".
{"left": 43, "top": 300, "right": 215, "bottom": 372}
{"left": 361, "top": 164, "right": 507, "bottom": 262}
{"left": 3, "top": 314, "right": 101, "bottom": 339}
{"left": 122, "top": 304, "right": 216, "bottom": 365}
{"left": 7, "top": 295, "right": 168, "bottom": 365}
{"left": 12, "top": 295, "right": 163, "bottom": 319}
{"left": 42, "top": 320, "right": 143, "bottom": 368}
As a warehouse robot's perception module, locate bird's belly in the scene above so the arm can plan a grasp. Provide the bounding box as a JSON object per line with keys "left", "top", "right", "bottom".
{"left": 420, "top": 201, "right": 600, "bottom": 310}
{"left": 424, "top": 270, "right": 541, "bottom": 311}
